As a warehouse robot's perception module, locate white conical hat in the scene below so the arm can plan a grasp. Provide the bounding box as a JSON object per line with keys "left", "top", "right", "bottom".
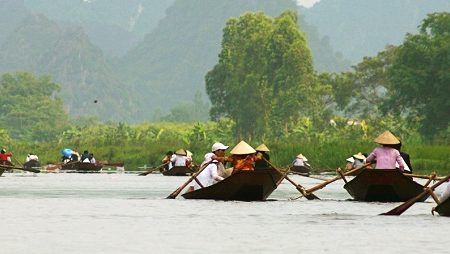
{"left": 230, "top": 141, "right": 256, "bottom": 155}
{"left": 296, "top": 153, "right": 308, "bottom": 161}
{"left": 374, "top": 131, "right": 400, "bottom": 145}
{"left": 186, "top": 150, "right": 193, "bottom": 157}
{"left": 255, "top": 144, "right": 270, "bottom": 152}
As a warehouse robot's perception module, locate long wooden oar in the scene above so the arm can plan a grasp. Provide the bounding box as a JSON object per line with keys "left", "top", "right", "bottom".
{"left": 138, "top": 162, "right": 168, "bottom": 176}
{"left": 166, "top": 162, "right": 212, "bottom": 199}
{"left": 380, "top": 175, "right": 450, "bottom": 216}
{"left": 305, "top": 162, "right": 371, "bottom": 194}
{"left": 263, "top": 158, "right": 319, "bottom": 200}
{"left": 403, "top": 173, "right": 444, "bottom": 181}
{"left": 0, "top": 165, "right": 40, "bottom": 173}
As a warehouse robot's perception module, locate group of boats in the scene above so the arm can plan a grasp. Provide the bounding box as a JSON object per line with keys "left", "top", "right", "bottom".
{"left": 1, "top": 159, "right": 449, "bottom": 217}
{"left": 163, "top": 164, "right": 450, "bottom": 217}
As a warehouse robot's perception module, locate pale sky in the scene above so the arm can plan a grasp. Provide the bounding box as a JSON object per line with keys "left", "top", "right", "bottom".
{"left": 296, "top": 0, "right": 321, "bottom": 8}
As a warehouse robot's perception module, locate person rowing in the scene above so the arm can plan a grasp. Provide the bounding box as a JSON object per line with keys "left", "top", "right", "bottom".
{"left": 254, "top": 144, "right": 271, "bottom": 170}
{"left": 189, "top": 142, "right": 230, "bottom": 191}
{"left": 229, "top": 141, "right": 259, "bottom": 174}
{"left": 365, "top": 130, "right": 404, "bottom": 170}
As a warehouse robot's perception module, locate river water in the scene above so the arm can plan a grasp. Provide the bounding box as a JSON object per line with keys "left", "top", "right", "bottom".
{"left": 1, "top": 172, "right": 448, "bottom": 254}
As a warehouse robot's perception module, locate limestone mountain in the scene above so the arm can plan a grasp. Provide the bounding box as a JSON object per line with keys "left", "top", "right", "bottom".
{"left": 0, "top": 14, "right": 137, "bottom": 121}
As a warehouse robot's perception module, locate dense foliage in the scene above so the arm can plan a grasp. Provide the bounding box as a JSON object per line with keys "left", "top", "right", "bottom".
{"left": 206, "top": 11, "right": 331, "bottom": 139}
{"left": 386, "top": 13, "right": 450, "bottom": 138}
{"left": 0, "top": 11, "right": 448, "bottom": 175}
{"left": 0, "top": 72, "right": 68, "bottom": 141}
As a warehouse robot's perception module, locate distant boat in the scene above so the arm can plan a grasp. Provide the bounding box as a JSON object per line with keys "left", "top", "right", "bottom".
{"left": 344, "top": 169, "right": 429, "bottom": 202}
{"left": 61, "top": 161, "right": 102, "bottom": 173}
{"left": 182, "top": 169, "right": 283, "bottom": 201}
{"left": 23, "top": 160, "right": 41, "bottom": 169}
{"left": 290, "top": 165, "right": 311, "bottom": 176}
{"left": 435, "top": 197, "right": 450, "bottom": 217}
{"left": 0, "top": 160, "right": 13, "bottom": 176}
{"left": 162, "top": 166, "right": 196, "bottom": 176}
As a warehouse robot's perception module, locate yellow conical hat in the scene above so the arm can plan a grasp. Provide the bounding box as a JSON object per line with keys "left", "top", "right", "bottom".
{"left": 296, "top": 154, "right": 308, "bottom": 161}
{"left": 255, "top": 144, "right": 270, "bottom": 152}
{"left": 353, "top": 152, "right": 366, "bottom": 160}
{"left": 230, "top": 141, "right": 256, "bottom": 155}
{"left": 374, "top": 131, "right": 400, "bottom": 145}
{"left": 175, "top": 149, "right": 187, "bottom": 156}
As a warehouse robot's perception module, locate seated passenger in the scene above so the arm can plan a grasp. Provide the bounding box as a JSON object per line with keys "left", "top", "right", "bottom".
{"left": 171, "top": 149, "right": 188, "bottom": 167}
{"left": 293, "top": 154, "right": 310, "bottom": 167}
{"left": 229, "top": 141, "right": 258, "bottom": 174}
{"left": 26, "top": 153, "right": 39, "bottom": 162}
{"left": 162, "top": 151, "right": 174, "bottom": 171}
{"left": 254, "top": 144, "right": 271, "bottom": 170}
{"left": 366, "top": 131, "right": 404, "bottom": 170}
{"left": 81, "top": 150, "right": 90, "bottom": 162}
{"left": 192, "top": 142, "right": 230, "bottom": 190}
{"left": 89, "top": 153, "right": 96, "bottom": 164}
{"left": 0, "top": 148, "right": 13, "bottom": 162}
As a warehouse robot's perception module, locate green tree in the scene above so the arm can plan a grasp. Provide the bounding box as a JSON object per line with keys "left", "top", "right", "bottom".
{"left": 206, "top": 11, "right": 323, "bottom": 139}
{"left": 386, "top": 12, "right": 450, "bottom": 138}
{"left": 0, "top": 72, "right": 69, "bottom": 141}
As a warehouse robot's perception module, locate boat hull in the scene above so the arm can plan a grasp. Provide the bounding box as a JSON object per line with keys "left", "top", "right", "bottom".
{"left": 344, "top": 169, "right": 428, "bottom": 202}
{"left": 182, "top": 169, "right": 283, "bottom": 201}
{"left": 61, "top": 162, "right": 102, "bottom": 172}
{"left": 0, "top": 160, "right": 13, "bottom": 175}
{"left": 290, "top": 165, "right": 310, "bottom": 175}
{"left": 162, "top": 166, "right": 195, "bottom": 176}
{"left": 435, "top": 197, "right": 450, "bottom": 216}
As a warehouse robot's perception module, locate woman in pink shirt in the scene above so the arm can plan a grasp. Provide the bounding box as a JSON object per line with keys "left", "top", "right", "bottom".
{"left": 366, "top": 131, "right": 405, "bottom": 170}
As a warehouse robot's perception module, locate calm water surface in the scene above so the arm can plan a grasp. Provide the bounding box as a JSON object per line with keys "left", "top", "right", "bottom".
{"left": 1, "top": 172, "right": 448, "bottom": 254}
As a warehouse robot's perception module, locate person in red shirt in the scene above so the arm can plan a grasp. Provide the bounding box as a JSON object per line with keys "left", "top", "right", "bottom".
{"left": 0, "top": 148, "right": 13, "bottom": 162}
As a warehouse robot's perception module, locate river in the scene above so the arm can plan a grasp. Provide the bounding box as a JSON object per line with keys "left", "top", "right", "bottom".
{"left": 1, "top": 172, "right": 448, "bottom": 254}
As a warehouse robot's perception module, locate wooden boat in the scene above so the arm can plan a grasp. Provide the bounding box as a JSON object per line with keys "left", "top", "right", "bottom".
{"left": 344, "top": 169, "right": 429, "bottom": 202}
{"left": 23, "top": 160, "right": 41, "bottom": 169}
{"left": 0, "top": 160, "right": 13, "bottom": 176}
{"left": 435, "top": 197, "right": 450, "bottom": 217}
{"left": 290, "top": 165, "right": 311, "bottom": 175}
{"left": 162, "top": 166, "right": 195, "bottom": 176}
{"left": 182, "top": 168, "right": 283, "bottom": 201}
{"left": 61, "top": 161, "right": 103, "bottom": 173}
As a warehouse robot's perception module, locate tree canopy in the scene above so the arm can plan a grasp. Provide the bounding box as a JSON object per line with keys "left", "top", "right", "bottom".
{"left": 386, "top": 12, "right": 450, "bottom": 138}
{"left": 0, "top": 72, "right": 69, "bottom": 141}
{"left": 206, "top": 11, "right": 330, "bottom": 140}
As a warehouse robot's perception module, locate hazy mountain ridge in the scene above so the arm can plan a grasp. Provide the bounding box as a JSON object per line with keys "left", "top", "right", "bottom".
{"left": 300, "top": 0, "right": 450, "bottom": 63}
{"left": 119, "top": 0, "right": 350, "bottom": 120}
{"left": 0, "top": 13, "right": 136, "bottom": 121}
{"left": 23, "top": 0, "right": 175, "bottom": 57}
{"left": 3, "top": 0, "right": 445, "bottom": 122}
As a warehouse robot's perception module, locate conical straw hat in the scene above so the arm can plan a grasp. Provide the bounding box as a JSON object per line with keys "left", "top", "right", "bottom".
{"left": 186, "top": 150, "right": 193, "bottom": 157}
{"left": 374, "top": 131, "right": 400, "bottom": 145}
{"left": 255, "top": 144, "right": 270, "bottom": 152}
{"left": 230, "top": 141, "right": 256, "bottom": 155}
{"left": 296, "top": 154, "right": 308, "bottom": 161}
{"left": 353, "top": 152, "right": 366, "bottom": 160}
{"left": 175, "top": 149, "right": 187, "bottom": 156}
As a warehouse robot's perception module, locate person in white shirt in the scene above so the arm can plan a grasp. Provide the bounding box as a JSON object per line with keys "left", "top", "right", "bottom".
{"left": 171, "top": 149, "right": 188, "bottom": 167}
{"left": 26, "top": 153, "right": 39, "bottom": 162}
{"left": 293, "top": 154, "right": 310, "bottom": 167}
{"left": 440, "top": 182, "right": 450, "bottom": 202}
{"left": 193, "top": 142, "right": 229, "bottom": 190}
